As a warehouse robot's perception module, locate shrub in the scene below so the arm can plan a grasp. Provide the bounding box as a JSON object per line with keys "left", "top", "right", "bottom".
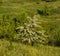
{"left": 14, "top": 15, "right": 48, "bottom": 45}
{"left": 37, "top": 5, "right": 51, "bottom": 16}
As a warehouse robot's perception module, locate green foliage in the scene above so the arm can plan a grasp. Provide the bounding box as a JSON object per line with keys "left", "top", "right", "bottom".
{"left": 0, "top": 0, "right": 60, "bottom": 47}
{"left": 34, "top": 0, "right": 41, "bottom": 4}
{"left": 0, "top": 39, "right": 60, "bottom": 56}
{"left": 37, "top": 6, "right": 51, "bottom": 16}
{"left": 42, "top": 0, "right": 56, "bottom": 2}
{"left": 51, "top": 7, "right": 60, "bottom": 15}
{"left": 42, "top": 21, "right": 60, "bottom": 46}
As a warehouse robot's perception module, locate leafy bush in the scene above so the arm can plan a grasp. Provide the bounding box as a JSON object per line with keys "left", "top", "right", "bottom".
{"left": 37, "top": 6, "right": 51, "bottom": 16}
{"left": 14, "top": 15, "right": 48, "bottom": 45}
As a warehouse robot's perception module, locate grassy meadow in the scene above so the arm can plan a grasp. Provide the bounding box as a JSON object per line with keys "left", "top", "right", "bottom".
{"left": 0, "top": 0, "right": 60, "bottom": 56}
{"left": 0, "top": 39, "right": 60, "bottom": 56}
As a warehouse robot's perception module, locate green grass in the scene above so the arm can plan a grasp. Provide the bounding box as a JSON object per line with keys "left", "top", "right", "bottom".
{"left": 0, "top": 0, "right": 60, "bottom": 56}
{"left": 0, "top": 39, "right": 60, "bottom": 56}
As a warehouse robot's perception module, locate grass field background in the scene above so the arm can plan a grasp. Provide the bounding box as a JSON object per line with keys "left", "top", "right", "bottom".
{"left": 0, "top": 0, "right": 60, "bottom": 56}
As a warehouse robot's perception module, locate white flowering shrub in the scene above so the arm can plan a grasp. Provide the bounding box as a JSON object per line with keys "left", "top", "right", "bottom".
{"left": 14, "top": 15, "right": 48, "bottom": 45}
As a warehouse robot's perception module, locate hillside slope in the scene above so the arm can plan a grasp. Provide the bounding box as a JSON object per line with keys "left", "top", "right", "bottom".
{"left": 0, "top": 39, "right": 60, "bottom": 56}
{"left": 0, "top": 0, "right": 60, "bottom": 56}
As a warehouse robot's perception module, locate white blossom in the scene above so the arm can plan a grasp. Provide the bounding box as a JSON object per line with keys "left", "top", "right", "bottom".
{"left": 15, "top": 15, "right": 48, "bottom": 45}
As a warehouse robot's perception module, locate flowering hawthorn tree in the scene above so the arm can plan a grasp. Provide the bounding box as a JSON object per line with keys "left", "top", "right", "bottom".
{"left": 14, "top": 15, "right": 48, "bottom": 45}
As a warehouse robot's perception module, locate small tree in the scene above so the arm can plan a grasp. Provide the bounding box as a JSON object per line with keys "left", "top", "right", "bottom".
{"left": 14, "top": 15, "right": 48, "bottom": 45}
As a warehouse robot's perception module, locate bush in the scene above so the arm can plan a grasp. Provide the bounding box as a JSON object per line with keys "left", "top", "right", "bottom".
{"left": 14, "top": 15, "right": 48, "bottom": 45}
{"left": 37, "top": 6, "right": 51, "bottom": 16}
